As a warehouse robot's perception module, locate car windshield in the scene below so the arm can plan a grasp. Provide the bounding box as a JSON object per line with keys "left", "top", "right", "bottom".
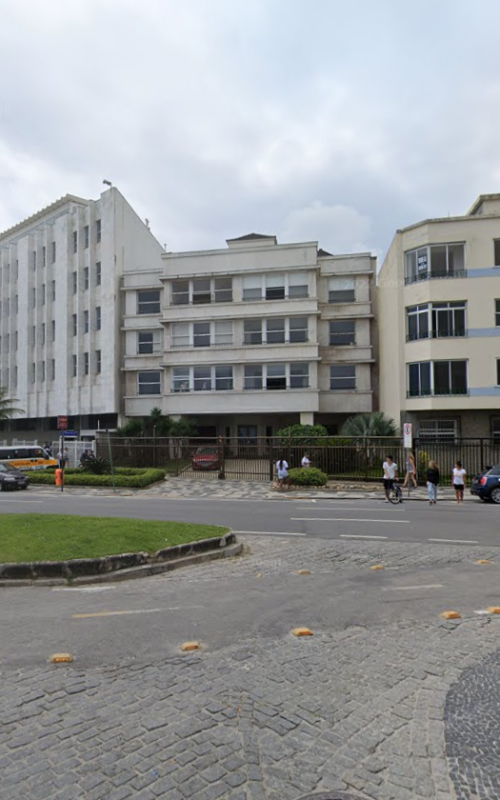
{"left": 487, "top": 465, "right": 500, "bottom": 476}
{"left": 0, "top": 463, "right": 18, "bottom": 473}
{"left": 196, "top": 447, "right": 217, "bottom": 455}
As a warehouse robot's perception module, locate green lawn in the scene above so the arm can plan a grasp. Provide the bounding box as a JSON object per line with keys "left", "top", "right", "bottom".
{"left": 0, "top": 514, "right": 228, "bottom": 563}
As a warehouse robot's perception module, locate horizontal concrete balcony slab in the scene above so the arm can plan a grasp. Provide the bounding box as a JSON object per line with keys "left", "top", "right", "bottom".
{"left": 122, "top": 315, "right": 163, "bottom": 330}
{"left": 161, "top": 298, "right": 319, "bottom": 323}
{"left": 162, "top": 344, "right": 320, "bottom": 366}
{"left": 154, "top": 389, "right": 319, "bottom": 415}
{"left": 319, "top": 302, "right": 372, "bottom": 319}
{"left": 320, "top": 346, "right": 373, "bottom": 362}
{"left": 319, "top": 391, "right": 373, "bottom": 414}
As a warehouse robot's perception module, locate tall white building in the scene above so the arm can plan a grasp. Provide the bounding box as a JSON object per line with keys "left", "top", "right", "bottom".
{"left": 122, "top": 234, "right": 377, "bottom": 437}
{"left": 0, "top": 188, "right": 164, "bottom": 438}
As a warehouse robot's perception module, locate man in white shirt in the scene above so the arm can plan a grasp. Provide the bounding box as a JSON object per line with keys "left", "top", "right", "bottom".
{"left": 301, "top": 453, "right": 311, "bottom": 468}
{"left": 382, "top": 454, "right": 399, "bottom": 502}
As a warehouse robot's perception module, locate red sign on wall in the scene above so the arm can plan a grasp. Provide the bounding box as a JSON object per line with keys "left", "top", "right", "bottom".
{"left": 57, "top": 416, "right": 68, "bottom": 430}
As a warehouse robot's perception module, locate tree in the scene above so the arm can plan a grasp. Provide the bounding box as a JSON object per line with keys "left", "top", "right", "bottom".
{"left": 0, "top": 387, "right": 24, "bottom": 419}
{"left": 340, "top": 412, "right": 399, "bottom": 439}
{"left": 148, "top": 407, "right": 171, "bottom": 437}
{"left": 115, "top": 419, "right": 144, "bottom": 437}
{"left": 169, "top": 418, "right": 197, "bottom": 438}
{"left": 275, "top": 423, "right": 329, "bottom": 447}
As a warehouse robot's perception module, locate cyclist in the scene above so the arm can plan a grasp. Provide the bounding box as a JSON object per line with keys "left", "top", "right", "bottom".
{"left": 382, "top": 454, "right": 400, "bottom": 503}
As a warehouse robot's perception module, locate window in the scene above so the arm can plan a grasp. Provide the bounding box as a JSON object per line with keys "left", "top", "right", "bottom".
{"left": 244, "top": 319, "right": 262, "bottom": 345}
{"left": 42, "top": 246, "right": 46, "bottom": 267}
{"left": 193, "top": 322, "right": 210, "bottom": 348}
{"left": 52, "top": 241, "right": 56, "bottom": 263}
{"left": 84, "top": 310, "right": 89, "bottom": 333}
{"left": 14, "top": 295, "right": 18, "bottom": 314}
{"left": 96, "top": 262, "right": 101, "bottom": 286}
{"left": 72, "top": 355, "right": 77, "bottom": 377}
{"left": 84, "top": 267, "right": 89, "bottom": 290}
{"left": 215, "top": 365, "right": 233, "bottom": 390}
{"left": 4, "top": 298, "right": 9, "bottom": 316}
{"left": 172, "top": 280, "right": 189, "bottom": 305}
{"left": 192, "top": 279, "right": 211, "bottom": 305}
{"left": 84, "top": 225, "right": 89, "bottom": 249}
{"left": 41, "top": 324, "right": 45, "bottom": 345}
{"left": 32, "top": 288, "right": 36, "bottom": 308}
{"left": 73, "top": 231, "right": 77, "bottom": 253}
{"left": 40, "top": 361, "right": 45, "bottom": 382}
{"left": 84, "top": 352, "right": 89, "bottom": 375}
{"left": 51, "top": 321, "right": 56, "bottom": 342}
{"left": 242, "top": 275, "right": 262, "bottom": 302}
{"left": 405, "top": 243, "right": 465, "bottom": 284}
{"left": 242, "top": 273, "right": 309, "bottom": 302}
{"left": 496, "top": 299, "right": 500, "bottom": 327}
{"left": 138, "top": 371, "right": 161, "bottom": 395}
{"left": 244, "top": 365, "right": 262, "bottom": 390}
{"left": 419, "top": 420, "right": 458, "bottom": 442}
{"left": 408, "top": 360, "right": 467, "bottom": 397}
{"left": 96, "top": 350, "right": 101, "bottom": 374}
{"left": 289, "top": 317, "right": 308, "bottom": 343}
{"left": 72, "top": 272, "right": 77, "bottom": 294}
{"left": 41, "top": 284, "right": 46, "bottom": 305}
{"left": 266, "top": 364, "right": 286, "bottom": 390}
{"left": 266, "top": 319, "right": 285, "bottom": 344}
{"left": 32, "top": 325, "right": 36, "bottom": 346}
{"left": 14, "top": 366, "right": 17, "bottom": 386}
{"left": 52, "top": 280, "right": 56, "bottom": 301}
{"left": 288, "top": 272, "right": 308, "bottom": 298}
{"left": 495, "top": 240, "right": 500, "bottom": 267}
{"left": 138, "top": 330, "right": 162, "bottom": 354}
{"left": 265, "top": 274, "right": 285, "bottom": 301}
{"left": 31, "top": 363, "right": 36, "bottom": 383}
{"left": 96, "top": 306, "right": 101, "bottom": 330}
{"left": 244, "top": 317, "right": 307, "bottom": 345}
{"left": 172, "top": 365, "right": 233, "bottom": 392}
{"left": 214, "top": 278, "right": 232, "bottom": 303}
{"left": 214, "top": 321, "right": 233, "bottom": 346}
{"left": 497, "top": 359, "right": 500, "bottom": 386}
{"left": 329, "top": 278, "right": 355, "bottom": 303}
{"left": 137, "top": 290, "right": 160, "bottom": 314}
{"left": 171, "top": 323, "right": 190, "bottom": 349}
{"left": 290, "top": 363, "right": 309, "bottom": 388}
{"left": 407, "top": 304, "right": 430, "bottom": 341}
{"left": 72, "top": 314, "right": 77, "bottom": 336}
{"left": 193, "top": 366, "right": 212, "bottom": 391}
{"left": 14, "top": 331, "right": 18, "bottom": 351}
{"left": 407, "top": 302, "right": 466, "bottom": 340}
{"left": 172, "top": 367, "right": 190, "bottom": 392}
{"left": 5, "top": 334, "right": 9, "bottom": 352}
{"left": 330, "top": 365, "right": 356, "bottom": 390}
{"left": 32, "top": 250, "right": 37, "bottom": 270}
{"left": 51, "top": 359, "right": 55, "bottom": 381}
{"left": 96, "top": 220, "right": 101, "bottom": 243}
{"left": 329, "top": 320, "right": 355, "bottom": 345}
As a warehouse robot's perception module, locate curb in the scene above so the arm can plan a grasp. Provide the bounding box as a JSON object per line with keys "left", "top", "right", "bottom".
{"left": 0, "top": 534, "right": 241, "bottom": 587}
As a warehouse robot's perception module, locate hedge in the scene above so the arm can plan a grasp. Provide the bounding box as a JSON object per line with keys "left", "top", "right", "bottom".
{"left": 27, "top": 468, "right": 166, "bottom": 488}
{"left": 287, "top": 467, "right": 328, "bottom": 486}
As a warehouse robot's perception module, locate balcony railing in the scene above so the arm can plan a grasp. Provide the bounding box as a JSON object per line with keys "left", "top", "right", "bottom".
{"left": 405, "top": 329, "right": 466, "bottom": 342}
{"left": 405, "top": 269, "right": 467, "bottom": 286}
{"left": 406, "top": 389, "right": 468, "bottom": 398}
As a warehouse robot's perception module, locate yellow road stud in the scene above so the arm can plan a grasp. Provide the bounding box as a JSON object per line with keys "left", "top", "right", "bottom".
{"left": 440, "top": 611, "right": 462, "bottom": 620}
{"left": 180, "top": 641, "right": 201, "bottom": 652}
{"left": 255, "top": 572, "right": 263, "bottom": 578}
{"left": 486, "top": 607, "right": 500, "bottom": 614}
{"left": 370, "top": 565, "right": 385, "bottom": 570}
{"left": 291, "top": 627, "right": 313, "bottom": 637}
{"left": 475, "top": 560, "right": 492, "bottom": 565}
{"left": 50, "top": 653, "right": 73, "bottom": 663}
{"left": 295, "top": 569, "right": 312, "bottom": 575}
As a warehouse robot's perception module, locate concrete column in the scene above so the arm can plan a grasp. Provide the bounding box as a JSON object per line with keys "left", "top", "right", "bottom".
{"left": 300, "top": 412, "right": 314, "bottom": 426}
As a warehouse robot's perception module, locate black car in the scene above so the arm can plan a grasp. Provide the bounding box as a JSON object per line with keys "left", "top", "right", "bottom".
{"left": 471, "top": 465, "right": 500, "bottom": 503}
{"left": 0, "top": 462, "right": 30, "bottom": 491}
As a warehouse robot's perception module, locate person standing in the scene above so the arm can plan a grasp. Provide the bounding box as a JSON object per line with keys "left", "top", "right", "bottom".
{"left": 426, "top": 460, "right": 440, "bottom": 504}
{"left": 301, "top": 452, "right": 311, "bottom": 468}
{"left": 452, "top": 460, "right": 466, "bottom": 504}
{"left": 382, "top": 454, "right": 399, "bottom": 502}
{"left": 403, "top": 451, "right": 417, "bottom": 489}
{"left": 276, "top": 458, "right": 290, "bottom": 491}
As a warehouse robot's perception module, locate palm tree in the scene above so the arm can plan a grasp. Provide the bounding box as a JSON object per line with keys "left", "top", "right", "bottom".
{"left": 340, "top": 412, "right": 398, "bottom": 439}
{"left": 0, "top": 387, "right": 24, "bottom": 419}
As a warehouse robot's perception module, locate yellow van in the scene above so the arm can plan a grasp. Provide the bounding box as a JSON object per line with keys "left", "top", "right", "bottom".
{"left": 0, "top": 446, "right": 58, "bottom": 471}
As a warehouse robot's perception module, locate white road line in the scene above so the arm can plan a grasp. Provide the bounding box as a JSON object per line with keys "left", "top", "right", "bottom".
{"left": 232, "top": 530, "right": 306, "bottom": 537}
{"left": 294, "top": 506, "right": 389, "bottom": 512}
{"left": 340, "top": 534, "right": 388, "bottom": 540}
{"left": 53, "top": 586, "right": 117, "bottom": 592}
{"left": 0, "top": 499, "right": 44, "bottom": 504}
{"left": 383, "top": 584, "right": 444, "bottom": 591}
{"left": 291, "top": 517, "right": 410, "bottom": 524}
{"left": 428, "top": 538, "right": 479, "bottom": 544}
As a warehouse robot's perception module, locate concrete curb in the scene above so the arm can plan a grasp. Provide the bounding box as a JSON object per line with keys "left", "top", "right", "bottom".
{"left": 0, "top": 533, "right": 241, "bottom": 587}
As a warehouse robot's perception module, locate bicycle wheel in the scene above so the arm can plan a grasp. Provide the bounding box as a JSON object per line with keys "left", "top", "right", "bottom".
{"left": 388, "top": 485, "right": 402, "bottom": 504}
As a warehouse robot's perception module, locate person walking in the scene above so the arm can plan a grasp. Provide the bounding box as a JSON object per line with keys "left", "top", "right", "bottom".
{"left": 426, "top": 460, "right": 440, "bottom": 505}
{"left": 382, "top": 454, "right": 399, "bottom": 502}
{"left": 301, "top": 452, "right": 311, "bottom": 468}
{"left": 276, "top": 458, "right": 290, "bottom": 491}
{"left": 452, "top": 460, "right": 467, "bottom": 504}
{"left": 403, "top": 451, "right": 418, "bottom": 489}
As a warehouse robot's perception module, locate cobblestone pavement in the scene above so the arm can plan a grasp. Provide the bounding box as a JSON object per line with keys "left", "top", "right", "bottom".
{"left": 2, "top": 536, "right": 500, "bottom": 799}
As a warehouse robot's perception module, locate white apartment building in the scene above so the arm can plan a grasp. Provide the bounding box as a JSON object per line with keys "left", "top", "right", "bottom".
{"left": 122, "top": 234, "right": 377, "bottom": 438}
{"left": 378, "top": 193, "right": 500, "bottom": 441}
{"left": 0, "top": 188, "right": 164, "bottom": 439}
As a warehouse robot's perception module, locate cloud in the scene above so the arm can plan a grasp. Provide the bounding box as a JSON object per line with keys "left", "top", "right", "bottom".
{"left": 280, "top": 202, "right": 373, "bottom": 254}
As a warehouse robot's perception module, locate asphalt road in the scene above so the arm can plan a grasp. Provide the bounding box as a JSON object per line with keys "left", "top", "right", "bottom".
{"left": 1, "top": 490, "right": 499, "bottom": 546}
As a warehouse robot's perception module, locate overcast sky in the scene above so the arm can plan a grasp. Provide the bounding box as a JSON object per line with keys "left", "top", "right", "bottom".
{"left": 1, "top": 0, "right": 500, "bottom": 259}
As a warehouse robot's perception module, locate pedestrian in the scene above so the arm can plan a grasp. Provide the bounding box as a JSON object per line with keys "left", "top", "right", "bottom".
{"left": 426, "top": 460, "right": 440, "bottom": 505}
{"left": 403, "top": 450, "right": 417, "bottom": 489}
{"left": 276, "top": 457, "right": 290, "bottom": 491}
{"left": 452, "top": 460, "right": 466, "bottom": 504}
{"left": 301, "top": 452, "right": 311, "bottom": 468}
{"left": 44, "top": 441, "right": 52, "bottom": 457}
{"left": 382, "top": 454, "right": 399, "bottom": 502}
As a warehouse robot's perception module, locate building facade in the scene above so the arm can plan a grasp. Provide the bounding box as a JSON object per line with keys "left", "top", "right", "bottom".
{"left": 0, "top": 188, "right": 164, "bottom": 439}
{"left": 378, "top": 193, "right": 500, "bottom": 441}
{"left": 122, "top": 234, "right": 377, "bottom": 437}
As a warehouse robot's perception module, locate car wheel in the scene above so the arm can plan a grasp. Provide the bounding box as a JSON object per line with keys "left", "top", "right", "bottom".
{"left": 490, "top": 487, "right": 500, "bottom": 504}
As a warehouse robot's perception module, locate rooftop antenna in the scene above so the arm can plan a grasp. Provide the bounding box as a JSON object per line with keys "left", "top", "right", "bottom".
{"left": 103, "top": 179, "right": 112, "bottom": 187}
{"left": 145, "top": 218, "right": 150, "bottom": 229}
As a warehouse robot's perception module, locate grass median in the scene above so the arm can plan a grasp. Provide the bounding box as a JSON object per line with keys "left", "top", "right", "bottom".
{"left": 0, "top": 514, "right": 229, "bottom": 563}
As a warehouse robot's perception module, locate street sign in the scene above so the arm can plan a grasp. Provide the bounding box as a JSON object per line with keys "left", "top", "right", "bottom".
{"left": 57, "top": 416, "right": 68, "bottom": 430}
{"left": 403, "top": 422, "right": 413, "bottom": 449}
{"left": 63, "top": 430, "right": 78, "bottom": 438}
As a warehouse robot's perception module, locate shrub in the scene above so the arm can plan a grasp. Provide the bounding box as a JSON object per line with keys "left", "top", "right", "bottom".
{"left": 275, "top": 424, "right": 329, "bottom": 447}
{"left": 27, "top": 468, "right": 166, "bottom": 488}
{"left": 115, "top": 419, "right": 144, "bottom": 437}
{"left": 80, "top": 455, "right": 111, "bottom": 474}
{"left": 288, "top": 467, "right": 328, "bottom": 486}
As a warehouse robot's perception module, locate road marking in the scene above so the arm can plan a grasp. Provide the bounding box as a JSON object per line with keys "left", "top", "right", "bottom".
{"left": 0, "top": 499, "right": 44, "bottom": 504}
{"left": 73, "top": 605, "right": 202, "bottom": 619}
{"left": 291, "top": 517, "right": 410, "bottom": 524}
{"left": 294, "top": 506, "right": 390, "bottom": 512}
{"left": 232, "top": 530, "right": 306, "bottom": 537}
{"left": 340, "top": 534, "right": 388, "bottom": 540}
{"left": 53, "top": 586, "right": 117, "bottom": 592}
{"left": 428, "top": 538, "right": 479, "bottom": 544}
{"left": 383, "top": 584, "right": 444, "bottom": 591}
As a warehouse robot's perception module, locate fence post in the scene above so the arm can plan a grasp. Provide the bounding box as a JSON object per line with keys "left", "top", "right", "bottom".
{"left": 269, "top": 442, "right": 274, "bottom": 482}
{"left": 480, "top": 438, "right": 484, "bottom": 471}
{"left": 218, "top": 436, "right": 226, "bottom": 480}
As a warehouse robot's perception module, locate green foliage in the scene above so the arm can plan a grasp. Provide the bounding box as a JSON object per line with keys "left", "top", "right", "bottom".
{"left": 28, "top": 468, "right": 166, "bottom": 488}
{"left": 115, "top": 419, "right": 144, "bottom": 437}
{"left": 169, "top": 418, "right": 197, "bottom": 437}
{"left": 340, "top": 412, "right": 399, "bottom": 439}
{"left": 80, "top": 455, "right": 111, "bottom": 474}
{"left": 275, "top": 424, "right": 329, "bottom": 446}
{"left": 0, "top": 386, "right": 24, "bottom": 419}
{"left": 287, "top": 467, "right": 328, "bottom": 486}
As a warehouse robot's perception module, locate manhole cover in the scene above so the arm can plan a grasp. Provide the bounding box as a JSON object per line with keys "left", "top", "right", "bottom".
{"left": 297, "top": 794, "right": 368, "bottom": 800}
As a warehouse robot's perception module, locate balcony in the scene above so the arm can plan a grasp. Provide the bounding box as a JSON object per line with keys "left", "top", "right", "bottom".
{"left": 405, "top": 269, "right": 467, "bottom": 286}
{"left": 406, "top": 389, "right": 468, "bottom": 398}
{"left": 406, "top": 329, "right": 467, "bottom": 342}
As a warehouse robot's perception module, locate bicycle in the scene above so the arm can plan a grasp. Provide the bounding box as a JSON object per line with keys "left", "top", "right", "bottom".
{"left": 388, "top": 481, "right": 403, "bottom": 504}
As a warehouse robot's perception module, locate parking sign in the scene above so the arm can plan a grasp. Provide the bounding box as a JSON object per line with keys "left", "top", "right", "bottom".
{"left": 403, "top": 423, "right": 412, "bottom": 449}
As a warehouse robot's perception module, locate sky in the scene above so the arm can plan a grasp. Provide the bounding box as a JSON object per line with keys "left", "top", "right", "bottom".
{"left": 1, "top": 0, "right": 500, "bottom": 260}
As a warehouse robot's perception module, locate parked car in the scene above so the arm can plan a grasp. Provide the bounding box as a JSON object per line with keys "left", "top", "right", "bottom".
{"left": 191, "top": 446, "right": 221, "bottom": 471}
{"left": 0, "top": 463, "right": 30, "bottom": 490}
{"left": 470, "top": 465, "right": 500, "bottom": 503}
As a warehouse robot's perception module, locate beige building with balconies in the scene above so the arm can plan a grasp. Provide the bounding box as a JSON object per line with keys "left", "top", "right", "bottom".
{"left": 378, "top": 193, "right": 500, "bottom": 441}
{"left": 122, "top": 234, "right": 377, "bottom": 437}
